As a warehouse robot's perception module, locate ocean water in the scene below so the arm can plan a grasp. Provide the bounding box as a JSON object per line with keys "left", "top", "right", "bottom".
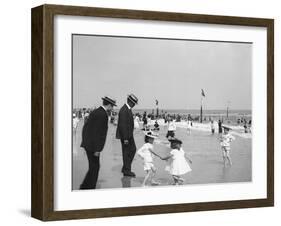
{"left": 133, "top": 109, "right": 251, "bottom": 117}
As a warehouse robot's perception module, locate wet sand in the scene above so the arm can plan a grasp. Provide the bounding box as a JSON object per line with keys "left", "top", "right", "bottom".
{"left": 72, "top": 121, "right": 252, "bottom": 190}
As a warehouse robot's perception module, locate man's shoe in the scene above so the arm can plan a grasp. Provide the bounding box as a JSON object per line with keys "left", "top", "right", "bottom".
{"left": 123, "top": 171, "right": 136, "bottom": 177}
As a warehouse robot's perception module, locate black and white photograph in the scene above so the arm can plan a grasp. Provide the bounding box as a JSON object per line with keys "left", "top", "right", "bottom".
{"left": 29, "top": 2, "right": 275, "bottom": 221}
{"left": 72, "top": 34, "right": 252, "bottom": 190}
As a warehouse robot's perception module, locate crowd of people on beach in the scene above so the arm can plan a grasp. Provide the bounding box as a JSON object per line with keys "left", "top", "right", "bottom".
{"left": 73, "top": 108, "right": 251, "bottom": 135}
{"left": 73, "top": 95, "right": 246, "bottom": 189}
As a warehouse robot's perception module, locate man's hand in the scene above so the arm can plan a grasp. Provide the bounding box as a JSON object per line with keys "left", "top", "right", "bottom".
{"left": 93, "top": 152, "right": 100, "bottom": 157}
{"left": 124, "top": 140, "right": 129, "bottom": 145}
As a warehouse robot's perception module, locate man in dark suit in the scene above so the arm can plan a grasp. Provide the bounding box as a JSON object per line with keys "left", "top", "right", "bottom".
{"left": 116, "top": 94, "right": 138, "bottom": 177}
{"left": 80, "top": 96, "right": 117, "bottom": 189}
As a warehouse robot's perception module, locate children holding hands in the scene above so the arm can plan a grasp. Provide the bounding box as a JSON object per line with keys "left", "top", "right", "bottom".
{"left": 137, "top": 131, "right": 192, "bottom": 186}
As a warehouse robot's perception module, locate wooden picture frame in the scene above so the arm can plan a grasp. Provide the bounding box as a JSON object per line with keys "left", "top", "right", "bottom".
{"left": 31, "top": 4, "right": 274, "bottom": 221}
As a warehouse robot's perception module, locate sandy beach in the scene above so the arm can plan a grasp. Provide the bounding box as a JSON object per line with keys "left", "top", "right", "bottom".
{"left": 72, "top": 120, "right": 252, "bottom": 190}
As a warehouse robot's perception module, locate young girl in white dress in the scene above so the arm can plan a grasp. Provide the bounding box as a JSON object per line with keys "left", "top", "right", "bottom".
{"left": 134, "top": 115, "right": 140, "bottom": 129}
{"left": 137, "top": 132, "right": 162, "bottom": 186}
{"left": 161, "top": 138, "right": 192, "bottom": 185}
{"left": 186, "top": 119, "right": 192, "bottom": 135}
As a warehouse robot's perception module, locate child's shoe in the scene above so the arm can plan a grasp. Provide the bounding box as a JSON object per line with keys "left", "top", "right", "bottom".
{"left": 151, "top": 180, "right": 161, "bottom": 185}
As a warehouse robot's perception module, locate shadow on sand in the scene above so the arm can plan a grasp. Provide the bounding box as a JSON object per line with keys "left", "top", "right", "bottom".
{"left": 121, "top": 176, "right": 133, "bottom": 188}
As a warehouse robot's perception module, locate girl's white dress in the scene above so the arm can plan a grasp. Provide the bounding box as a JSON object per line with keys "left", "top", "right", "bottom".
{"left": 137, "top": 143, "right": 154, "bottom": 171}
{"left": 73, "top": 117, "right": 79, "bottom": 129}
{"left": 187, "top": 120, "right": 192, "bottom": 129}
{"left": 134, "top": 116, "right": 140, "bottom": 129}
{"left": 166, "top": 148, "right": 191, "bottom": 176}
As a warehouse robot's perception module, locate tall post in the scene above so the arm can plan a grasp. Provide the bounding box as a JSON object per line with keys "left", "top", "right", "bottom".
{"left": 226, "top": 101, "right": 230, "bottom": 119}
{"left": 156, "top": 99, "right": 159, "bottom": 118}
{"left": 156, "top": 107, "right": 159, "bottom": 118}
{"left": 200, "top": 96, "right": 203, "bottom": 123}
{"left": 226, "top": 106, "right": 229, "bottom": 119}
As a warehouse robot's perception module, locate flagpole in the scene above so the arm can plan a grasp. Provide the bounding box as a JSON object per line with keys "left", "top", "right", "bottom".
{"left": 156, "top": 99, "right": 159, "bottom": 118}
{"left": 156, "top": 105, "right": 159, "bottom": 118}
{"left": 200, "top": 95, "right": 203, "bottom": 123}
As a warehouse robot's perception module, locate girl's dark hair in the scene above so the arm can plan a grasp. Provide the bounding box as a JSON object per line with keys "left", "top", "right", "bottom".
{"left": 170, "top": 142, "right": 179, "bottom": 149}
{"left": 144, "top": 135, "right": 150, "bottom": 143}
{"left": 144, "top": 135, "right": 154, "bottom": 143}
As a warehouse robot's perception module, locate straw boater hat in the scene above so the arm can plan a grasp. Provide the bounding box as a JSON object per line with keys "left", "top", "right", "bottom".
{"left": 102, "top": 96, "right": 117, "bottom": 106}
{"left": 144, "top": 131, "right": 158, "bottom": 139}
{"left": 127, "top": 94, "right": 138, "bottom": 104}
{"left": 168, "top": 137, "right": 182, "bottom": 144}
{"left": 222, "top": 125, "right": 232, "bottom": 131}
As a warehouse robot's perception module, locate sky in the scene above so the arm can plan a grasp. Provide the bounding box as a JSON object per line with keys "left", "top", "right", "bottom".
{"left": 72, "top": 35, "right": 252, "bottom": 110}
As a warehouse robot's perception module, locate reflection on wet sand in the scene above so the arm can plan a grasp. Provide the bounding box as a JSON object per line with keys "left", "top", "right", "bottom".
{"left": 121, "top": 176, "right": 132, "bottom": 188}
{"left": 73, "top": 121, "right": 252, "bottom": 190}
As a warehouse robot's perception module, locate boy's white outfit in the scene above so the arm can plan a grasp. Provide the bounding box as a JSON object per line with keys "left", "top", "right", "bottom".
{"left": 220, "top": 133, "right": 235, "bottom": 150}
{"left": 137, "top": 143, "right": 154, "bottom": 170}
{"left": 168, "top": 120, "right": 177, "bottom": 131}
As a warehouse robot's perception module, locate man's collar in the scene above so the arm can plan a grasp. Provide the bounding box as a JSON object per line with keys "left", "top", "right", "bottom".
{"left": 126, "top": 103, "right": 131, "bottom": 110}
{"left": 101, "top": 105, "right": 107, "bottom": 112}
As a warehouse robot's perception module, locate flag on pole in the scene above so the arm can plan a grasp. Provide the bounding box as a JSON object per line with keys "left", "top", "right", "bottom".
{"left": 201, "top": 89, "right": 206, "bottom": 97}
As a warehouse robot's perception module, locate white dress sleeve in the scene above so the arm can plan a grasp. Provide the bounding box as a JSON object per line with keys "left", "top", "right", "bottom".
{"left": 170, "top": 149, "right": 177, "bottom": 159}
{"left": 137, "top": 145, "right": 145, "bottom": 158}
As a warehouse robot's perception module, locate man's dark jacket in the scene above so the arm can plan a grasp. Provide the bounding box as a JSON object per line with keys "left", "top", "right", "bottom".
{"left": 81, "top": 107, "right": 108, "bottom": 152}
{"left": 116, "top": 104, "right": 134, "bottom": 140}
